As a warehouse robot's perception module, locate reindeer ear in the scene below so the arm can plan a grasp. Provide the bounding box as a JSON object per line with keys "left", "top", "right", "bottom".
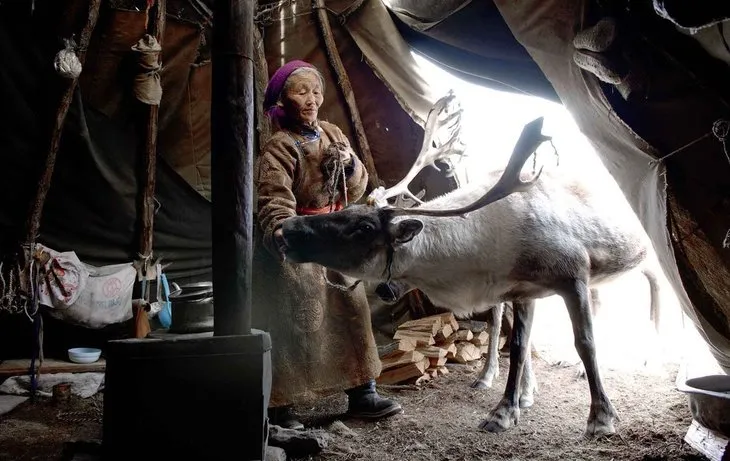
{"left": 391, "top": 219, "right": 423, "bottom": 245}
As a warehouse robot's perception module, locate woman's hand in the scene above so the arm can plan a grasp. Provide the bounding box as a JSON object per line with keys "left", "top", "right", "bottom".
{"left": 337, "top": 145, "right": 353, "bottom": 165}
{"left": 273, "top": 227, "right": 287, "bottom": 260}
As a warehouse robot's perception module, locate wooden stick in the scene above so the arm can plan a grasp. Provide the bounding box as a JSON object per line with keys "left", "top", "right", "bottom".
{"left": 137, "top": 0, "right": 166, "bottom": 281}
{"left": 211, "top": 0, "right": 256, "bottom": 336}
{"left": 24, "top": 0, "right": 101, "bottom": 244}
{"left": 253, "top": 25, "right": 271, "bottom": 150}
{"left": 312, "top": 0, "right": 380, "bottom": 191}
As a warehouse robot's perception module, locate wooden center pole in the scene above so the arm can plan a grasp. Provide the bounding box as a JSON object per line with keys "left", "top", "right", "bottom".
{"left": 211, "top": 0, "right": 255, "bottom": 336}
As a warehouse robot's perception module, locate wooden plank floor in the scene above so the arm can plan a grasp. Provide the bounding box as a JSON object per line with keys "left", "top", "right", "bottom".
{"left": 0, "top": 358, "right": 106, "bottom": 378}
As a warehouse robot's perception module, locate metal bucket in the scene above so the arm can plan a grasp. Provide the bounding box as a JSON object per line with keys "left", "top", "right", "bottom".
{"left": 168, "top": 282, "right": 214, "bottom": 334}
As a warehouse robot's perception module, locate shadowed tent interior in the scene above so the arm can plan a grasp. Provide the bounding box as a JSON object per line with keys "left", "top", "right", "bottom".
{"left": 1, "top": 0, "right": 730, "bottom": 376}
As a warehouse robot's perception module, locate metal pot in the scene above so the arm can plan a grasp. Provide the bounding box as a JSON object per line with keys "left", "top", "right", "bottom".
{"left": 168, "top": 282, "right": 214, "bottom": 334}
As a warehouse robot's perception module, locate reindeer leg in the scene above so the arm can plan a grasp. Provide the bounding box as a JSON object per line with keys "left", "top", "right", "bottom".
{"left": 479, "top": 299, "right": 535, "bottom": 433}
{"left": 560, "top": 279, "right": 617, "bottom": 438}
{"left": 571, "top": 287, "right": 602, "bottom": 380}
{"left": 471, "top": 302, "right": 504, "bottom": 389}
{"left": 518, "top": 340, "right": 538, "bottom": 408}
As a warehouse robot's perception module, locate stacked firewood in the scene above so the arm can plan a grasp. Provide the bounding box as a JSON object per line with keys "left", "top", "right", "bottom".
{"left": 376, "top": 313, "right": 493, "bottom": 385}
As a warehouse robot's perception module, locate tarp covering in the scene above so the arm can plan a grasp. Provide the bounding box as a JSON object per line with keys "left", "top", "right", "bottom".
{"left": 385, "top": 0, "right": 730, "bottom": 372}
{"left": 383, "top": 0, "right": 559, "bottom": 102}
{"left": 0, "top": 0, "right": 456, "bottom": 285}
{"left": 1, "top": 0, "right": 730, "bottom": 373}
{"left": 0, "top": 4, "right": 212, "bottom": 281}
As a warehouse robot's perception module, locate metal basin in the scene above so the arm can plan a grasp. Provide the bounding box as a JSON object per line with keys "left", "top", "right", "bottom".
{"left": 681, "top": 374, "right": 730, "bottom": 437}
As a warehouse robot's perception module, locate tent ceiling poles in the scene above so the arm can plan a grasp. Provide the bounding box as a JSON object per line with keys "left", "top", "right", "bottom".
{"left": 313, "top": 0, "right": 380, "bottom": 191}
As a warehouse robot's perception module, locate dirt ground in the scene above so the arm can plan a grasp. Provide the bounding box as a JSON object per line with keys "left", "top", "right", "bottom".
{"left": 0, "top": 392, "right": 101, "bottom": 461}
{"left": 293, "top": 357, "right": 702, "bottom": 461}
{"left": 0, "top": 355, "right": 703, "bottom": 461}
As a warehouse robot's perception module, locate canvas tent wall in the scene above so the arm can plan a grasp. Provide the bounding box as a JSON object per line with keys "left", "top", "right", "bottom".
{"left": 384, "top": 0, "right": 730, "bottom": 373}
{"left": 0, "top": 0, "right": 455, "bottom": 282}
{"left": 2, "top": 0, "right": 730, "bottom": 374}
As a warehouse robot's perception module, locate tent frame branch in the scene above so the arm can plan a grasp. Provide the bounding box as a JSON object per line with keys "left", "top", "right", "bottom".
{"left": 312, "top": 0, "right": 380, "bottom": 191}
{"left": 23, "top": 0, "right": 101, "bottom": 247}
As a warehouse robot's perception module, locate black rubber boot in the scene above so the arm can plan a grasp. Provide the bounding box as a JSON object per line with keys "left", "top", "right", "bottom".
{"left": 345, "top": 379, "right": 403, "bottom": 419}
{"left": 268, "top": 405, "right": 304, "bottom": 430}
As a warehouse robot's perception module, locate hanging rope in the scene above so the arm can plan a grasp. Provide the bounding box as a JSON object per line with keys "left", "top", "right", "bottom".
{"left": 649, "top": 118, "right": 730, "bottom": 249}
{"left": 131, "top": 35, "right": 163, "bottom": 105}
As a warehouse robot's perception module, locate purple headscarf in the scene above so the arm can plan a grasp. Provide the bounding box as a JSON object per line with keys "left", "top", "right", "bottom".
{"left": 263, "top": 60, "right": 317, "bottom": 128}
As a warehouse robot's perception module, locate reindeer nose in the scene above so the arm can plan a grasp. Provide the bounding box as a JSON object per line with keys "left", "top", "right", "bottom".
{"left": 375, "top": 282, "right": 399, "bottom": 303}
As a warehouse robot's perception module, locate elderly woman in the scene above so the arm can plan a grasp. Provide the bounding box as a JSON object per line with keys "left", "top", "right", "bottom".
{"left": 252, "top": 60, "right": 402, "bottom": 430}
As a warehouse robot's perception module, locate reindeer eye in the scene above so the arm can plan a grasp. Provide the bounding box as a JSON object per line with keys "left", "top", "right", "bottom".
{"left": 357, "top": 222, "right": 375, "bottom": 233}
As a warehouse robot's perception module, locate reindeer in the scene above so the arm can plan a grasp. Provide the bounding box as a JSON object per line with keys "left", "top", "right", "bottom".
{"left": 277, "top": 93, "right": 661, "bottom": 437}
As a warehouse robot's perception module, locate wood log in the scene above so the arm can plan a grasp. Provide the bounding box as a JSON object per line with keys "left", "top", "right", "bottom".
{"left": 376, "top": 357, "right": 429, "bottom": 385}
{"left": 393, "top": 329, "right": 435, "bottom": 346}
{"left": 471, "top": 331, "right": 490, "bottom": 346}
{"left": 380, "top": 350, "right": 425, "bottom": 371}
{"left": 429, "top": 356, "right": 447, "bottom": 368}
{"left": 399, "top": 315, "right": 443, "bottom": 331}
{"left": 439, "top": 312, "right": 460, "bottom": 331}
{"left": 454, "top": 330, "right": 474, "bottom": 341}
{"left": 312, "top": 0, "right": 380, "bottom": 191}
{"left": 416, "top": 345, "right": 447, "bottom": 358}
{"left": 211, "top": 0, "right": 256, "bottom": 335}
{"left": 454, "top": 342, "right": 482, "bottom": 364}
{"left": 377, "top": 339, "right": 416, "bottom": 358}
{"left": 434, "top": 324, "right": 454, "bottom": 342}
{"left": 446, "top": 343, "right": 458, "bottom": 360}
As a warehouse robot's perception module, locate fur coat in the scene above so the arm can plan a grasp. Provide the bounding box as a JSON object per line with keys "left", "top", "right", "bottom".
{"left": 252, "top": 120, "right": 382, "bottom": 408}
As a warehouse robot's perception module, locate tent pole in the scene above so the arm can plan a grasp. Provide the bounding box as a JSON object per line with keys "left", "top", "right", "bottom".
{"left": 211, "top": 0, "right": 255, "bottom": 336}
{"left": 253, "top": 25, "right": 271, "bottom": 146}
{"left": 129, "top": 0, "right": 166, "bottom": 338}
{"left": 24, "top": 0, "right": 101, "bottom": 247}
{"left": 312, "top": 0, "right": 380, "bottom": 191}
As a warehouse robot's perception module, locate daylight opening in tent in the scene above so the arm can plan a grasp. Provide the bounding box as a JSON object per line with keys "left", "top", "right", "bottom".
{"left": 409, "top": 52, "right": 719, "bottom": 377}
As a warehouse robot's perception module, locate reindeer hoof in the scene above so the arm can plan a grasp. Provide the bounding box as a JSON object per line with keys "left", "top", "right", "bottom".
{"left": 584, "top": 404, "right": 617, "bottom": 438}
{"left": 584, "top": 419, "right": 616, "bottom": 438}
{"left": 470, "top": 378, "right": 493, "bottom": 390}
{"left": 479, "top": 401, "right": 519, "bottom": 433}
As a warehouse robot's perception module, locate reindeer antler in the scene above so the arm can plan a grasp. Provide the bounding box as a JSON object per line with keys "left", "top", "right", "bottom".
{"left": 386, "top": 117, "right": 552, "bottom": 218}
{"left": 367, "top": 91, "right": 464, "bottom": 207}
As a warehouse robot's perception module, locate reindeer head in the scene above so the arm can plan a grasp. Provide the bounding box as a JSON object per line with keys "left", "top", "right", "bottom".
{"left": 280, "top": 205, "right": 424, "bottom": 280}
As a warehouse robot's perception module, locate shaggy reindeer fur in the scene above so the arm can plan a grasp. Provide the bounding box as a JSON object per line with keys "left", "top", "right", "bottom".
{"left": 280, "top": 168, "right": 660, "bottom": 437}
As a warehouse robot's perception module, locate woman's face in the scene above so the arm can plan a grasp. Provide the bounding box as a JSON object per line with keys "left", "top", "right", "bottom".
{"left": 281, "top": 70, "right": 324, "bottom": 125}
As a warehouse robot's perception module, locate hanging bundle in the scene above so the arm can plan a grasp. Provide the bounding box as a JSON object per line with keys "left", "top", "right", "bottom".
{"left": 131, "top": 34, "right": 163, "bottom": 105}
{"left": 53, "top": 38, "right": 83, "bottom": 79}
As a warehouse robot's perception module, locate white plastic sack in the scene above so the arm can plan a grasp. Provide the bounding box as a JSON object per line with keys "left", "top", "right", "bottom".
{"left": 36, "top": 244, "right": 89, "bottom": 309}
{"left": 37, "top": 245, "right": 136, "bottom": 328}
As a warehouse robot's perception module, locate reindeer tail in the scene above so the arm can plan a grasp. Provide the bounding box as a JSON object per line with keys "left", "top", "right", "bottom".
{"left": 641, "top": 267, "right": 661, "bottom": 333}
